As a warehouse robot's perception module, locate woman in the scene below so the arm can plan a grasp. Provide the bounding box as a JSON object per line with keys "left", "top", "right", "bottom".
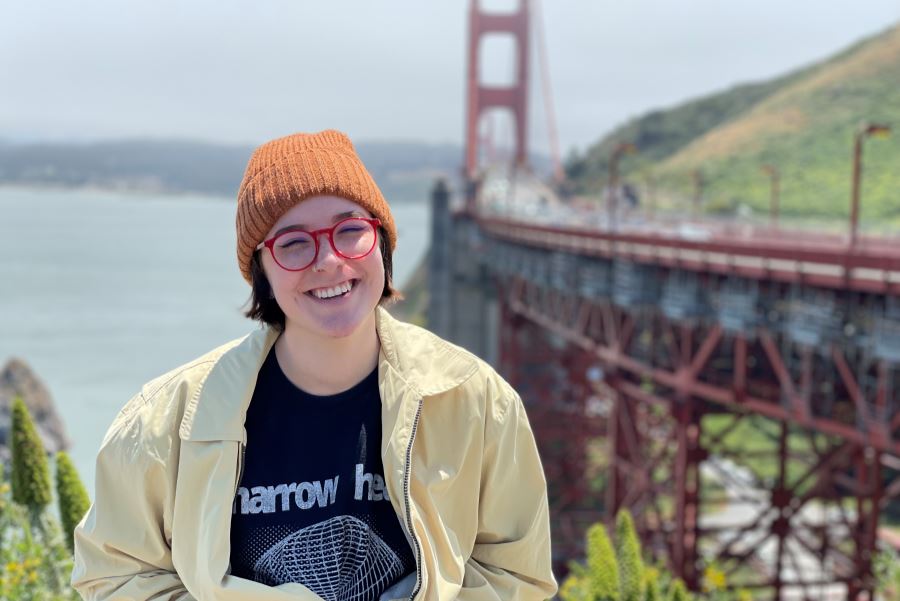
{"left": 72, "top": 130, "right": 557, "bottom": 601}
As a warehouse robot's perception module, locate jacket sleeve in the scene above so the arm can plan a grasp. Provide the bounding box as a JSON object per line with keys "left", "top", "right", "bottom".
{"left": 458, "top": 386, "right": 558, "bottom": 600}
{"left": 71, "top": 399, "right": 196, "bottom": 601}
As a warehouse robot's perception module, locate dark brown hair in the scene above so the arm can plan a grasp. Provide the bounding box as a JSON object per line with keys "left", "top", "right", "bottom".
{"left": 244, "top": 229, "right": 403, "bottom": 330}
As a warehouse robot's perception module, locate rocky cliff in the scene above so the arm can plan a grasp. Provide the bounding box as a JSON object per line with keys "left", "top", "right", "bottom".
{"left": 0, "top": 358, "right": 70, "bottom": 461}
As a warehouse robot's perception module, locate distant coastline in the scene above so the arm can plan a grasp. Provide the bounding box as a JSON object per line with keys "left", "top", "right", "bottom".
{"left": 0, "top": 182, "right": 433, "bottom": 204}
{"left": 0, "top": 139, "right": 465, "bottom": 203}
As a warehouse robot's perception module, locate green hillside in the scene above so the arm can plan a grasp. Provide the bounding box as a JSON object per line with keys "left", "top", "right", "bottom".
{"left": 567, "top": 24, "right": 900, "bottom": 224}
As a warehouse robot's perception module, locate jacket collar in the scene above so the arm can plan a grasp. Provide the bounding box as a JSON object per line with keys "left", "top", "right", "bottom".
{"left": 179, "top": 306, "right": 478, "bottom": 442}
{"left": 374, "top": 306, "right": 479, "bottom": 397}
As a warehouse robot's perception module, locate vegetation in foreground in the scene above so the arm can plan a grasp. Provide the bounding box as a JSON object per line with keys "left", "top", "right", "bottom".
{"left": 2, "top": 398, "right": 90, "bottom": 600}
{"left": 875, "top": 549, "right": 900, "bottom": 600}
{"left": 559, "top": 509, "right": 754, "bottom": 601}
{"left": 561, "top": 508, "right": 900, "bottom": 599}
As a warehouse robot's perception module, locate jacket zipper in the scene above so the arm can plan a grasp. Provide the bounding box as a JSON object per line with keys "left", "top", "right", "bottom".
{"left": 235, "top": 442, "right": 246, "bottom": 497}
{"left": 404, "top": 397, "right": 425, "bottom": 601}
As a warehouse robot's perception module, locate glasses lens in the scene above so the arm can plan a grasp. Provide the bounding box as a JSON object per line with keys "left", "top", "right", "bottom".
{"left": 333, "top": 219, "right": 376, "bottom": 258}
{"left": 273, "top": 231, "right": 316, "bottom": 269}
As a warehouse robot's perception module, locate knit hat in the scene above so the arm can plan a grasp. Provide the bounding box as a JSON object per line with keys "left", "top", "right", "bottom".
{"left": 236, "top": 130, "right": 397, "bottom": 284}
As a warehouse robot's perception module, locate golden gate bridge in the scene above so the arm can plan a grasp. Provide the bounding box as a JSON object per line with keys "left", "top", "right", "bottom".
{"left": 428, "top": 2, "right": 899, "bottom": 599}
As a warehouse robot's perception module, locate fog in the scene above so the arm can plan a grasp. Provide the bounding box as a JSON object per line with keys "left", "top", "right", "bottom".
{"left": 3, "top": 0, "right": 898, "bottom": 152}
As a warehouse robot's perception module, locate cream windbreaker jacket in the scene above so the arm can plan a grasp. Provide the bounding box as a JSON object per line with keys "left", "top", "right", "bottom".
{"left": 72, "top": 307, "right": 558, "bottom": 601}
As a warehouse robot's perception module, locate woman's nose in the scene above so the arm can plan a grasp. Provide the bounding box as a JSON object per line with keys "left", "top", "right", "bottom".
{"left": 312, "top": 234, "right": 342, "bottom": 270}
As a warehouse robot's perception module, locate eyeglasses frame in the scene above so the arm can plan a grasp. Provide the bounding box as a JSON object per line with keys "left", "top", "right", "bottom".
{"left": 256, "top": 216, "right": 382, "bottom": 272}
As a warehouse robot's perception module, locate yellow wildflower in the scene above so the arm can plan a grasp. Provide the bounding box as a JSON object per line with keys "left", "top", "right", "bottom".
{"left": 702, "top": 564, "right": 727, "bottom": 592}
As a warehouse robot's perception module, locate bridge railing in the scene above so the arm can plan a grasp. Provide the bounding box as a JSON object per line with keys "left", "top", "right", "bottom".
{"left": 474, "top": 212, "right": 900, "bottom": 295}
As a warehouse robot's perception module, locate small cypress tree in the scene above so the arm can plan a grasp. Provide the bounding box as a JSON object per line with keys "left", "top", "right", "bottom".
{"left": 615, "top": 510, "right": 645, "bottom": 601}
{"left": 10, "top": 397, "right": 52, "bottom": 513}
{"left": 56, "top": 451, "right": 91, "bottom": 553}
{"left": 586, "top": 522, "right": 619, "bottom": 600}
{"left": 667, "top": 579, "right": 689, "bottom": 601}
{"left": 643, "top": 569, "right": 661, "bottom": 601}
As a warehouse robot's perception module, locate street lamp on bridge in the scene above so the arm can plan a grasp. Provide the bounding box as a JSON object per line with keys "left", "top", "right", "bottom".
{"left": 760, "top": 164, "right": 780, "bottom": 226}
{"left": 644, "top": 172, "right": 657, "bottom": 218}
{"left": 691, "top": 169, "right": 704, "bottom": 218}
{"left": 607, "top": 142, "right": 636, "bottom": 231}
{"left": 850, "top": 122, "right": 891, "bottom": 247}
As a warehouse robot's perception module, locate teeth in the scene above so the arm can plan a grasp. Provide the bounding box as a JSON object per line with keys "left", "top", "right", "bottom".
{"left": 312, "top": 280, "right": 353, "bottom": 299}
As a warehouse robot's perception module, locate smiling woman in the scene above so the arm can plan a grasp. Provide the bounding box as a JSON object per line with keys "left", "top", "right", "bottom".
{"left": 70, "top": 129, "right": 557, "bottom": 601}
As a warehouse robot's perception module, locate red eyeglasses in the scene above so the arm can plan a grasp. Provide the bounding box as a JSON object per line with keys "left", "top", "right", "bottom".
{"left": 256, "top": 217, "right": 381, "bottom": 271}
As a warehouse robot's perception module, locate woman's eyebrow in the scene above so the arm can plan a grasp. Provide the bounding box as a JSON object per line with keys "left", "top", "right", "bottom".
{"left": 275, "top": 211, "right": 364, "bottom": 235}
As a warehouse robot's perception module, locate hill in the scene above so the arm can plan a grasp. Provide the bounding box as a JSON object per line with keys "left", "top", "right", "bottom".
{"left": 567, "top": 24, "right": 900, "bottom": 222}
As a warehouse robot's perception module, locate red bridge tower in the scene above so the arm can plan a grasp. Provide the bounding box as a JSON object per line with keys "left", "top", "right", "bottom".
{"left": 464, "top": 0, "right": 530, "bottom": 179}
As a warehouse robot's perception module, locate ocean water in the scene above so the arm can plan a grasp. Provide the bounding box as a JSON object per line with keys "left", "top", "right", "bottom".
{"left": 0, "top": 187, "right": 431, "bottom": 493}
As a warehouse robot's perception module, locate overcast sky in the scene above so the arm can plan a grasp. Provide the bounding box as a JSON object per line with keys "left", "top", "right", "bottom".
{"left": 3, "top": 1, "right": 898, "bottom": 155}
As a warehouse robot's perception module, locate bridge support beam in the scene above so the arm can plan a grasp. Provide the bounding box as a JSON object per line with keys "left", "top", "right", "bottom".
{"left": 491, "top": 265, "right": 900, "bottom": 598}
{"left": 428, "top": 180, "right": 499, "bottom": 366}
{"left": 498, "top": 309, "right": 605, "bottom": 569}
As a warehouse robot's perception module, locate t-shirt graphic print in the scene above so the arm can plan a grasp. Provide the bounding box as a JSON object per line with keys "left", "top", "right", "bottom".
{"left": 229, "top": 351, "right": 415, "bottom": 601}
{"left": 254, "top": 515, "right": 402, "bottom": 597}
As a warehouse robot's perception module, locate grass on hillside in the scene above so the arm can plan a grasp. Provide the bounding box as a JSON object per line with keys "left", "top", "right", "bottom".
{"left": 568, "top": 24, "right": 900, "bottom": 222}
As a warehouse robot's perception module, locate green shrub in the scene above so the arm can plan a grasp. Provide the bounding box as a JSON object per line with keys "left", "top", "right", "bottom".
{"left": 560, "top": 522, "right": 620, "bottom": 601}
{"left": 11, "top": 397, "right": 52, "bottom": 514}
{"left": 559, "top": 561, "right": 593, "bottom": 601}
{"left": 615, "top": 510, "right": 645, "bottom": 601}
{"left": 667, "top": 579, "right": 690, "bottom": 601}
{"left": 588, "top": 523, "right": 619, "bottom": 600}
{"left": 2, "top": 397, "right": 87, "bottom": 599}
{"left": 56, "top": 451, "right": 91, "bottom": 554}
{"left": 643, "top": 568, "right": 661, "bottom": 601}
{"left": 0, "top": 455, "right": 78, "bottom": 599}
{"left": 562, "top": 514, "right": 760, "bottom": 601}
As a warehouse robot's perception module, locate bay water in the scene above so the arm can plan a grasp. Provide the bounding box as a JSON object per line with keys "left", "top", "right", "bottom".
{"left": 0, "top": 187, "right": 431, "bottom": 493}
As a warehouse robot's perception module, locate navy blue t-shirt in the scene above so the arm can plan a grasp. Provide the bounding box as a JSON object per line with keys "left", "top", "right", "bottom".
{"left": 229, "top": 349, "right": 416, "bottom": 600}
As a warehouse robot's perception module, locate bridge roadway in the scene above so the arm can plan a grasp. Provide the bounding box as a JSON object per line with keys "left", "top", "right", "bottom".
{"left": 476, "top": 167, "right": 900, "bottom": 296}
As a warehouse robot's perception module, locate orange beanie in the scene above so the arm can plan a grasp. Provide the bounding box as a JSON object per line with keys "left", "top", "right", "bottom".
{"left": 235, "top": 130, "right": 397, "bottom": 284}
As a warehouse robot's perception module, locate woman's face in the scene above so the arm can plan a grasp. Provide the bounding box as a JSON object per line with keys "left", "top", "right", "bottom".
{"left": 260, "top": 195, "right": 385, "bottom": 340}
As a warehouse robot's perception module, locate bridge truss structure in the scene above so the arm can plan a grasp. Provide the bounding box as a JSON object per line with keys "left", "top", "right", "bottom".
{"left": 451, "top": 2, "right": 900, "bottom": 599}
{"left": 470, "top": 214, "right": 900, "bottom": 599}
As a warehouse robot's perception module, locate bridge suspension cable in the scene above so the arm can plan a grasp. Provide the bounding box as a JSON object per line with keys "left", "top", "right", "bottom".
{"left": 531, "top": 0, "right": 564, "bottom": 183}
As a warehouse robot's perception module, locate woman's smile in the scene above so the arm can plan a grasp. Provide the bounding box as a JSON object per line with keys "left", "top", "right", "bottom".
{"left": 304, "top": 278, "right": 359, "bottom": 302}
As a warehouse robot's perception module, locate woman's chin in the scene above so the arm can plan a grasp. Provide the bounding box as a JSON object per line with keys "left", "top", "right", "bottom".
{"left": 287, "top": 303, "right": 372, "bottom": 341}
